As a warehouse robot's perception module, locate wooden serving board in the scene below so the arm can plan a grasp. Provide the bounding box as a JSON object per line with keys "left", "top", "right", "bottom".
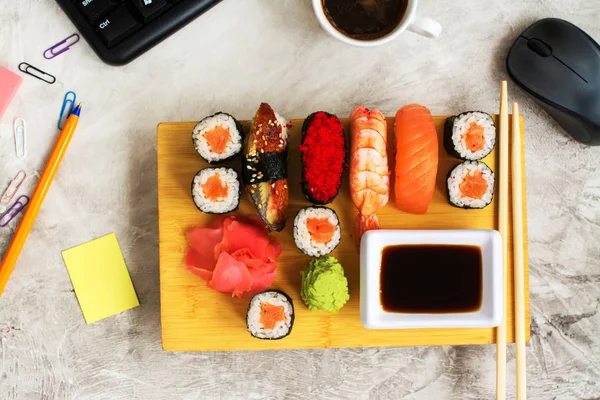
{"left": 158, "top": 115, "right": 529, "bottom": 351}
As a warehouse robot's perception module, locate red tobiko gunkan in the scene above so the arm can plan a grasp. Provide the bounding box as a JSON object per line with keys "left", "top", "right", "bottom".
{"left": 185, "top": 216, "right": 282, "bottom": 298}
{"left": 299, "top": 112, "right": 347, "bottom": 204}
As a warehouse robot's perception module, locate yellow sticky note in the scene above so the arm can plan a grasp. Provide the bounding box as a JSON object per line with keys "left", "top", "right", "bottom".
{"left": 62, "top": 233, "right": 139, "bottom": 324}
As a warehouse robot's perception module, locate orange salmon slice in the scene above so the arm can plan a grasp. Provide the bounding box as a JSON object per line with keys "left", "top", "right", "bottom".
{"left": 459, "top": 171, "right": 488, "bottom": 198}
{"left": 202, "top": 174, "right": 229, "bottom": 200}
{"left": 204, "top": 125, "right": 231, "bottom": 154}
{"left": 260, "top": 303, "right": 286, "bottom": 330}
{"left": 462, "top": 123, "right": 485, "bottom": 152}
{"left": 306, "top": 217, "right": 337, "bottom": 244}
{"left": 394, "top": 104, "right": 439, "bottom": 215}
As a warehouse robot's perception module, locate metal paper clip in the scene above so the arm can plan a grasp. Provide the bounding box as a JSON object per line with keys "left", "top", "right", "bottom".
{"left": 0, "top": 195, "right": 29, "bottom": 228}
{"left": 0, "top": 170, "right": 27, "bottom": 206}
{"left": 13, "top": 118, "right": 26, "bottom": 159}
{"left": 43, "top": 33, "right": 80, "bottom": 60}
{"left": 18, "top": 62, "right": 56, "bottom": 84}
{"left": 58, "top": 91, "right": 77, "bottom": 130}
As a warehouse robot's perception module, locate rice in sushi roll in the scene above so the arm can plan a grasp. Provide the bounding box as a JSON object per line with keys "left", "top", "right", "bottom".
{"left": 247, "top": 290, "right": 294, "bottom": 340}
{"left": 447, "top": 161, "right": 495, "bottom": 209}
{"left": 293, "top": 206, "right": 341, "bottom": 257}
{"left": 193, "top": 112, "right": 244, "bottom": 163}
{"left": 444, "top": 111, "right": 496, "bottom": 160}
{"left": 191, "top": 167, "right": 240, "bottom": 214}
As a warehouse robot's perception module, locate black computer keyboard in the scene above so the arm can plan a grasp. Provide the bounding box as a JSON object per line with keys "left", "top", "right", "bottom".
{"left": 56, "top": 0, "right": 222, "bottom": 65}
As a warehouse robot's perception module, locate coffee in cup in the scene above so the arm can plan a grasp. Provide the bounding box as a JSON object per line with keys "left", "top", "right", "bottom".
{"left": 312, "top": 0, "right": 442, "bottom": 47}
{"left": 322, "top": 0, "right": 408, "bottom": 41}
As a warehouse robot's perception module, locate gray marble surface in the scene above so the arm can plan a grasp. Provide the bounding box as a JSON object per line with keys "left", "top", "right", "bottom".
{"left": 1, "top": 0, "right": 599, "bottom": 399}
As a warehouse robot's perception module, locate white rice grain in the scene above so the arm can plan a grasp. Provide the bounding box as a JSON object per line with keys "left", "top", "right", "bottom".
{"left": 274, "top": 112, "right": 288, "bottom": 142}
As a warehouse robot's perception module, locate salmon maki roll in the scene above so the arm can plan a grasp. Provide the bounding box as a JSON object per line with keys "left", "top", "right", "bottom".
{"left": 447, "top": 161, "right": 494, "bottom": 209}
{"left": 242, "top": 103, "right": 289, "bottom": 232}
{"left": 192, "top": 112, "right": 244, "bottom": 163}
{"left": 293, "top": 206, "right": 341, "bottom": 257}
{"left": 444, "top": 111, "right": 496, "bottom": 160}
{"left": 394, "top": 104, "right": 439, "bottom": 214}
{"left": 247, "top": 290, "right": 294, "bottom": 340}
{"left": 191, "top": 167, "right": 240, "bottom": 214}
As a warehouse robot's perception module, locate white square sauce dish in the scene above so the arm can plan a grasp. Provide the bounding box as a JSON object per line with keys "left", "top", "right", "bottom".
{"left": 360, "top": 230, "right": 502, "bottom": 329}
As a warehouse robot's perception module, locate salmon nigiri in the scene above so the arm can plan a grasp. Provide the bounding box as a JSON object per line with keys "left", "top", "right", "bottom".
{"left": 394, "top": 104, "right": 439, "bottom": 214}
{"left": 350, "top": 106, "right": 390, "bottom": 249}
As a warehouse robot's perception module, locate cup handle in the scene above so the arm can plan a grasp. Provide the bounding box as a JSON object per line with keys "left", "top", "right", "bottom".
{"left": 408, "top": 15, "right": 442, "bottom": 38}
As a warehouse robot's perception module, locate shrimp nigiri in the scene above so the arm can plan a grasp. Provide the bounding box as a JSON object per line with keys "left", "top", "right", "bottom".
{"left": 349, "top": 106, "right": 390, "bottom": 249}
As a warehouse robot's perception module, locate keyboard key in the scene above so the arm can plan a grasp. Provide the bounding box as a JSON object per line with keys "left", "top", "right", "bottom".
{"left": 77, "top": 0, "right": 113, "bottom": 21}
{"left": 96, "top": 6, "right": 140, "bottom": 47}
{"left": 130, "top": 0, "right": 169, "bottom": 23}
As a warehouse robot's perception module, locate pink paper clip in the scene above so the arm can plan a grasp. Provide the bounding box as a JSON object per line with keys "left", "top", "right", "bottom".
{"left": 0, "top": 195, "right": 29, "bottom": 228}
{"left": 43, "top": 33, "right": 80, "bottom": 60}
{"left": 0, "top": 170, "right": 27, "bottom": 206}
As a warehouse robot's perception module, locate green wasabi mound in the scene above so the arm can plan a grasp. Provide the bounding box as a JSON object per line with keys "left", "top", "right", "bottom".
{"left": 301, "top": 256, "right": 349, "bottom": 312}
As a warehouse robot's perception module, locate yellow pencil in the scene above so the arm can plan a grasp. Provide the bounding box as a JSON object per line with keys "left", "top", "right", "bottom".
{"left": 0, "top": 103, "right": 82, "bottom": 296}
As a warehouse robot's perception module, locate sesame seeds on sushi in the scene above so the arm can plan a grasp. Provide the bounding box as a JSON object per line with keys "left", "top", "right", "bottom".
{"left": 447, "top": 161, "right": 495, "bottom": 209}
{"left": 246, "top": 290, "right": 294, "bottom": 340}
{"left": 444, "top": 111, "right": 496, "bottom": 161}
{"left": 241, "top": 103, "right": 289, "bottom": 232}
{"left": 191, "top": 167, "right": 240, "bottom": 214}
{"left": 193, "top": 112, "right": 244, "bottom": 163}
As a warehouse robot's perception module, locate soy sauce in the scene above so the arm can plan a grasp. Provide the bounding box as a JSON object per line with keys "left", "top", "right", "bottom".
{"left": 322, "top": 0, "right": 407, "bottom": 40}
{"left": 380, "top": 245, "right": 483, "bottom": 314}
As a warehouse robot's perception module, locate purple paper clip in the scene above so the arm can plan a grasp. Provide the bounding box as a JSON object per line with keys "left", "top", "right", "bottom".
{"left": 0, "top": 170, "right": 27, "bottom": 206}
{"left": 43, "top": 33, "right": 80, "bottom": 60}
{"left": 0, "top": 195, "right": 29, "bottom": 228}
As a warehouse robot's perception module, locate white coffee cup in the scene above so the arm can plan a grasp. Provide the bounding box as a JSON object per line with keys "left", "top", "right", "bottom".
{"left": 312, "top": 0, "right": 442, "bottom": 46}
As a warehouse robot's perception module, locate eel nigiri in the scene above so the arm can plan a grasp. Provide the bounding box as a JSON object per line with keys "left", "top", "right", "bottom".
{"left": 242, "top": 103, "right": 289, "bottom": 231}
{"left": 394, "top": 104, "right": 439, "bottom": 214}
{"left": 349, "top": 106, "right": 390, "bottom": 249}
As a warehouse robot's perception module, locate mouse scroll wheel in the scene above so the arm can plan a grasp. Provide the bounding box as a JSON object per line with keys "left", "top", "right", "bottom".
{"left": 527, "top": 38, "right": 553, "bottom": 57}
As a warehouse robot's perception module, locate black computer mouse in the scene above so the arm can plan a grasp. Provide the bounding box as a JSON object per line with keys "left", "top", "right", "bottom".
{"left": 507, "top": 18, "right": 600, "bottom": 145}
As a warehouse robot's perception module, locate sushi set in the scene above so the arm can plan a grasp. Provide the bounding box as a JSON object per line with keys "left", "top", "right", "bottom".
{"left": 157, "top": 102, "right": 530, "bottom": 351}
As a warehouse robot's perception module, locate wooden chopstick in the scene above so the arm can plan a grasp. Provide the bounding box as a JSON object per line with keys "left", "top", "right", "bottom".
{"left": 496, "top": 81, "right": 509, "bottom": 400}
{"left": 512, "top": 102, "right": 527, "bottom": 399}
